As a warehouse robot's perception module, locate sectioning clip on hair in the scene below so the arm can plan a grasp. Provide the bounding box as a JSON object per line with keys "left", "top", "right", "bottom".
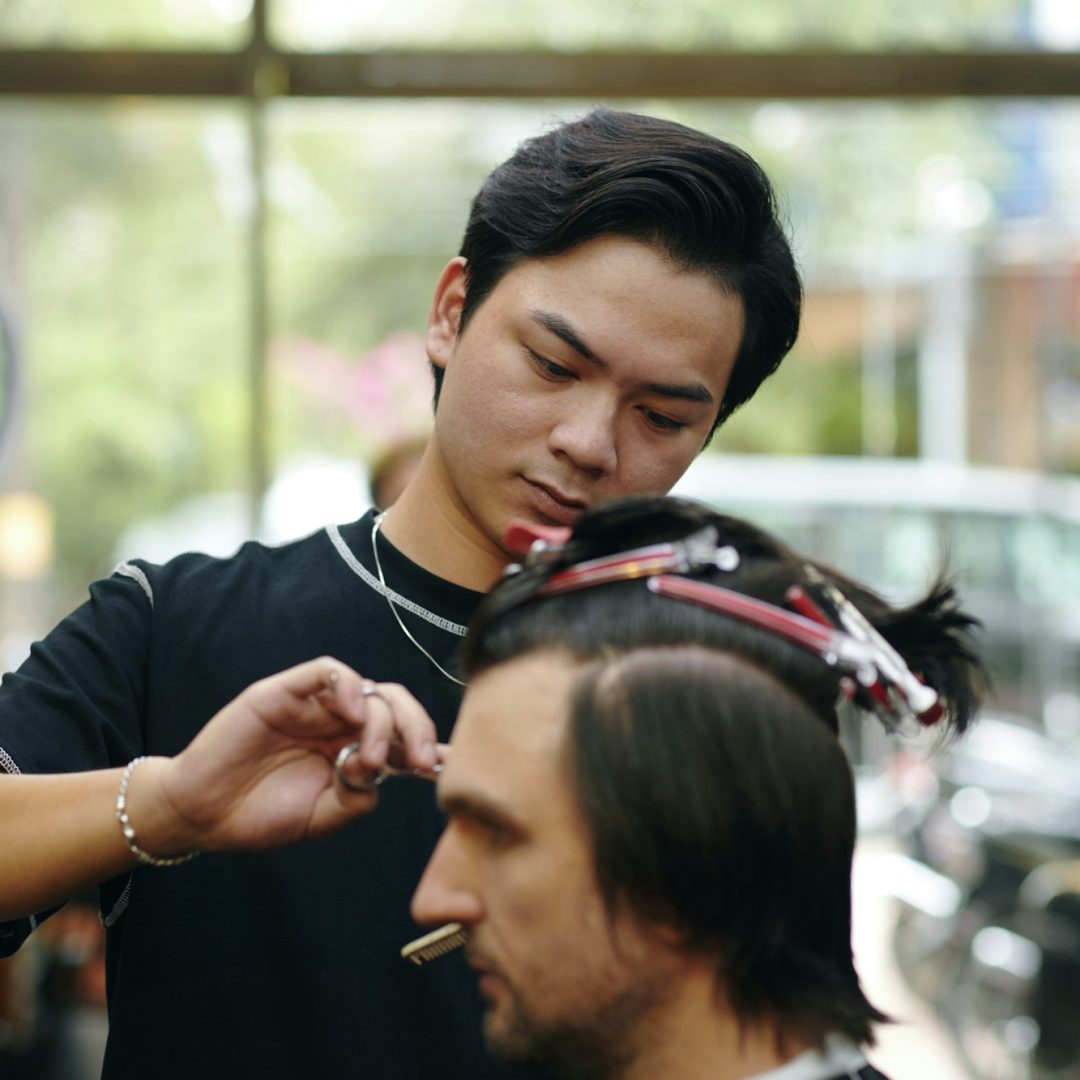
{"left": 789, "top": 566, "right": 942, "bottom": 727}
{"left": 534, "top": 526, "right": 739, "bottom": 595}
{"left": 647, "top": 573, "right": 940, "bottom": 730}
{"left": 474, "top": 497, "right": 982, "bottom": 741}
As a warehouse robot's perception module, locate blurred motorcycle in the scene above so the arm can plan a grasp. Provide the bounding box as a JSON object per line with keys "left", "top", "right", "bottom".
{"left": 884, "top": 713, "right": 1080, "bottom": 1079}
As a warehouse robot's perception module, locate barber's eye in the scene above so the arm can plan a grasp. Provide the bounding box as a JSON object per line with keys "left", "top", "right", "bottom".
{"left": 643, "top": 409, "right": 687, "bottom": 433}
{"left": 526, "top": 349, "right": 574, "bottom": 381}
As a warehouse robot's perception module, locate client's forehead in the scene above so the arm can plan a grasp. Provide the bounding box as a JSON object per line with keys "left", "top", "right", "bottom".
{"left": 439, "top": 651, "right": 582, "bottom": 825}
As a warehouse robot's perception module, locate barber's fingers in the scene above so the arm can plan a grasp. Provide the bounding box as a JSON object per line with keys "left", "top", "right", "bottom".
{"left": 334, "top": 739, "right": 449, "bottom": 794}
{"left": 333, "top": 742, "right": 382, "bottom": 793}
{"left": 308, "top": 663, "right": 440, "bottom": 773}
{"left": 244, "top": 657, "right": 373, "bottom": 729}
{"left": 347, "top": 680, "right": 439, "bottom": 774}
{"left": 236, "top": 658, "right": 441, "bottom": 782}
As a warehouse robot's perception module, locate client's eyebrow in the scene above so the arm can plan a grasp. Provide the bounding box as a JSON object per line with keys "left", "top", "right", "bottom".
{"left": 529, "top": 307, "right": 715, "bottom": 407}
{"left": 440, "top": 791, "right": 524, "bottom": 837}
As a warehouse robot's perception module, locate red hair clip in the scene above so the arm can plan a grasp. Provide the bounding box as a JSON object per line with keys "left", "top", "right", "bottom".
{"left": 647, "top": 574, "right": 940, "bottom": 728}
{"left": 789, "top": 571, "right": 942, "bottom": 726}
{"left": 534, "top": 526, "right": 739, "bottom": 596}
{"left": 501, "top": 519, "right": 941, "bottom": 728}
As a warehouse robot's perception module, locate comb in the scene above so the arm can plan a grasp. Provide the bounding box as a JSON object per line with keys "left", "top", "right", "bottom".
{"left": 401, "top": 922, "right": 467, "bottom": 966}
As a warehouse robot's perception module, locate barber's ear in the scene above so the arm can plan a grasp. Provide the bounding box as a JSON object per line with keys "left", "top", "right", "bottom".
{"left": 426, "top": 257, "right": 468, "bottom": 371}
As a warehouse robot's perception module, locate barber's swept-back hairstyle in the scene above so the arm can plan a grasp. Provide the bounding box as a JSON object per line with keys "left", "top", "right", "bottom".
{"left": 435, "top": 107, "right": 802, "bottom": 440}
{"left": 462, "top": 495, "right": 984, "bottom": 1050}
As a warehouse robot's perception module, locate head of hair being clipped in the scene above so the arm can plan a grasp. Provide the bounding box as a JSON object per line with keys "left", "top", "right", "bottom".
{"left": 466, "top": 494, "right": 983, "bottom": 739}
{"left": 461, "top": 494, "right": 986, "bottom": 1053}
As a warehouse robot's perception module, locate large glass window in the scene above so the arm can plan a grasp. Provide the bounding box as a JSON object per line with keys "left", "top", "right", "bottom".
{"left": 0, "top": 0, "right": 251, "bottom": 48}
{"left": 4, "top": 91, "right": 1079, "bottom": 634}
{"left": 4, "top": 12, "right": 1080, "bottom": 1079}
{"left": 265, "top": 97, "right": 1080, "bottom": 470}
{"left": 2, "top": 6, "right": 1079, "bottom": 701}
{"left": 273, "top": 0, "right": 1056, "bottom": 51}
{"left": 0, "top": 102, "right": 248, "bottom": 627}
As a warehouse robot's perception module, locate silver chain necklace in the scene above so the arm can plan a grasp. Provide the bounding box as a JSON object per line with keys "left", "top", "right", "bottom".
{"left": 371, "top": 512, "right": 468, "bottom": 688}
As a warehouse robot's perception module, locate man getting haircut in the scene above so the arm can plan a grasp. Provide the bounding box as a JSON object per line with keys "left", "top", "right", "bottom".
{"left": 413, "top": 495, "right": 984, "bottom": 1080}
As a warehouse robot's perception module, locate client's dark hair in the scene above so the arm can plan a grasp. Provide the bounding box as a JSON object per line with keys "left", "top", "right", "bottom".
{"left": 462, "top": 495, "right": 984, "bottom": 1051}
{"left": 435, "top": 108, "right": 802, "bottom": 440}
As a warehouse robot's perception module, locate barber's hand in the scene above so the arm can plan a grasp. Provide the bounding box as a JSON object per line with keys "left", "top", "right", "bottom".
{"left": 131, "top": 658, "right": 442, "bottom": 856}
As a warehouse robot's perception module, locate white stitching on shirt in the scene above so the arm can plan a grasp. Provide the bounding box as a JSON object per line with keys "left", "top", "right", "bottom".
{"left": 3, "top": 572, "right": 146, "bottom": 936}
{"left": 325, "top": 523, "right": 467, "bottom": 637}
{"left": 1, "top": 754, "right": 37, "bottom": 935}
{"left": 104, "top": 564, "right": 142, "bottom": 928}
{"left": 101, "top": 877, "right": 133, "bottom": 928}
{"left": 113, "top": 562, "right": 154, "bottom": 608}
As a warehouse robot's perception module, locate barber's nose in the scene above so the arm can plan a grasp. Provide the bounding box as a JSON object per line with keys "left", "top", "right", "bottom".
{"left": 411, "top": 829, "right": 483, "bottom": 928}
{"left": 548, "top": 395, "right": 618, "bottom": 475}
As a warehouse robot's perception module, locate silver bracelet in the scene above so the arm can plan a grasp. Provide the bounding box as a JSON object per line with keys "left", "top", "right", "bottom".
{"left": 115, "top": 756, "right": 199, "bottom": 868}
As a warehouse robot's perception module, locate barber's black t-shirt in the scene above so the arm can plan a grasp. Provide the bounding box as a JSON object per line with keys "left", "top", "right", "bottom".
{"left": 0, "top": 510, "right": 540, "bottom": 1080}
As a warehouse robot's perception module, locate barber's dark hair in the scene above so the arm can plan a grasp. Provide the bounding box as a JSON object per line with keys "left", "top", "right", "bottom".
{"left": 462, "top": 495, "right": 985, "bottom": 1050}
{"left": 434, "top": 108, "right": 802, "bottom": 440}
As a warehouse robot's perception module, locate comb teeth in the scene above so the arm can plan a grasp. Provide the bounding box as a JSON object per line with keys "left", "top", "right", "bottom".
{"left": 401, "top": 922, "right": 467, "bottom": 966}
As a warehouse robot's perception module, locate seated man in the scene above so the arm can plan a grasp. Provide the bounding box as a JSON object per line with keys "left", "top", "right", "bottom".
{"left": 411, "top": 495, "right": 984, "bottom": 1080}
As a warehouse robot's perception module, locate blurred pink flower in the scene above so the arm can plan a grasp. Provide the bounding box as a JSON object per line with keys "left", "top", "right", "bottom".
{"left": 273, "top": 331, "right": 433, "bottom": 443}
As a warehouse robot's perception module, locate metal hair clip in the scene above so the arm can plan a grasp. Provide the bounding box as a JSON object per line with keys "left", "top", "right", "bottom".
{"left": 503, "top": 520, "right": 574, "bottom": 569}
{"left": 646, "top": 574, "right": 941, "bottom": 728}
{"left": 784, "top": 585, "right": 896, "bottom": 716}
{"left": 796, "top": 567, "right": 942, "bottom": 726}
{"left": 507, "top": 521, "right": 940, "bottom": 727}
{"left": 648, "top": 575, "right": 850, "bottom": 658}
{"left": 536, "top": 526, "right": 739, "bottom": 597}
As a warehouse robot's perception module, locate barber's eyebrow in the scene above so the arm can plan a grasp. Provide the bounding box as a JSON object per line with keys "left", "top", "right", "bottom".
{"left": 530, "top": 308, "right": 603, "bottom": 366}
{"left": 645, "top": 380, "right": 715, "bottom": 406}
{"left": 529, "top": 307, "right": 715, "bottom": 407}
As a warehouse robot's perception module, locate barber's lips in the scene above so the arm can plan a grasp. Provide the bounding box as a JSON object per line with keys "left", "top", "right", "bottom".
{"left": 526, "top": 480, "right": 586, "bottom": 526}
